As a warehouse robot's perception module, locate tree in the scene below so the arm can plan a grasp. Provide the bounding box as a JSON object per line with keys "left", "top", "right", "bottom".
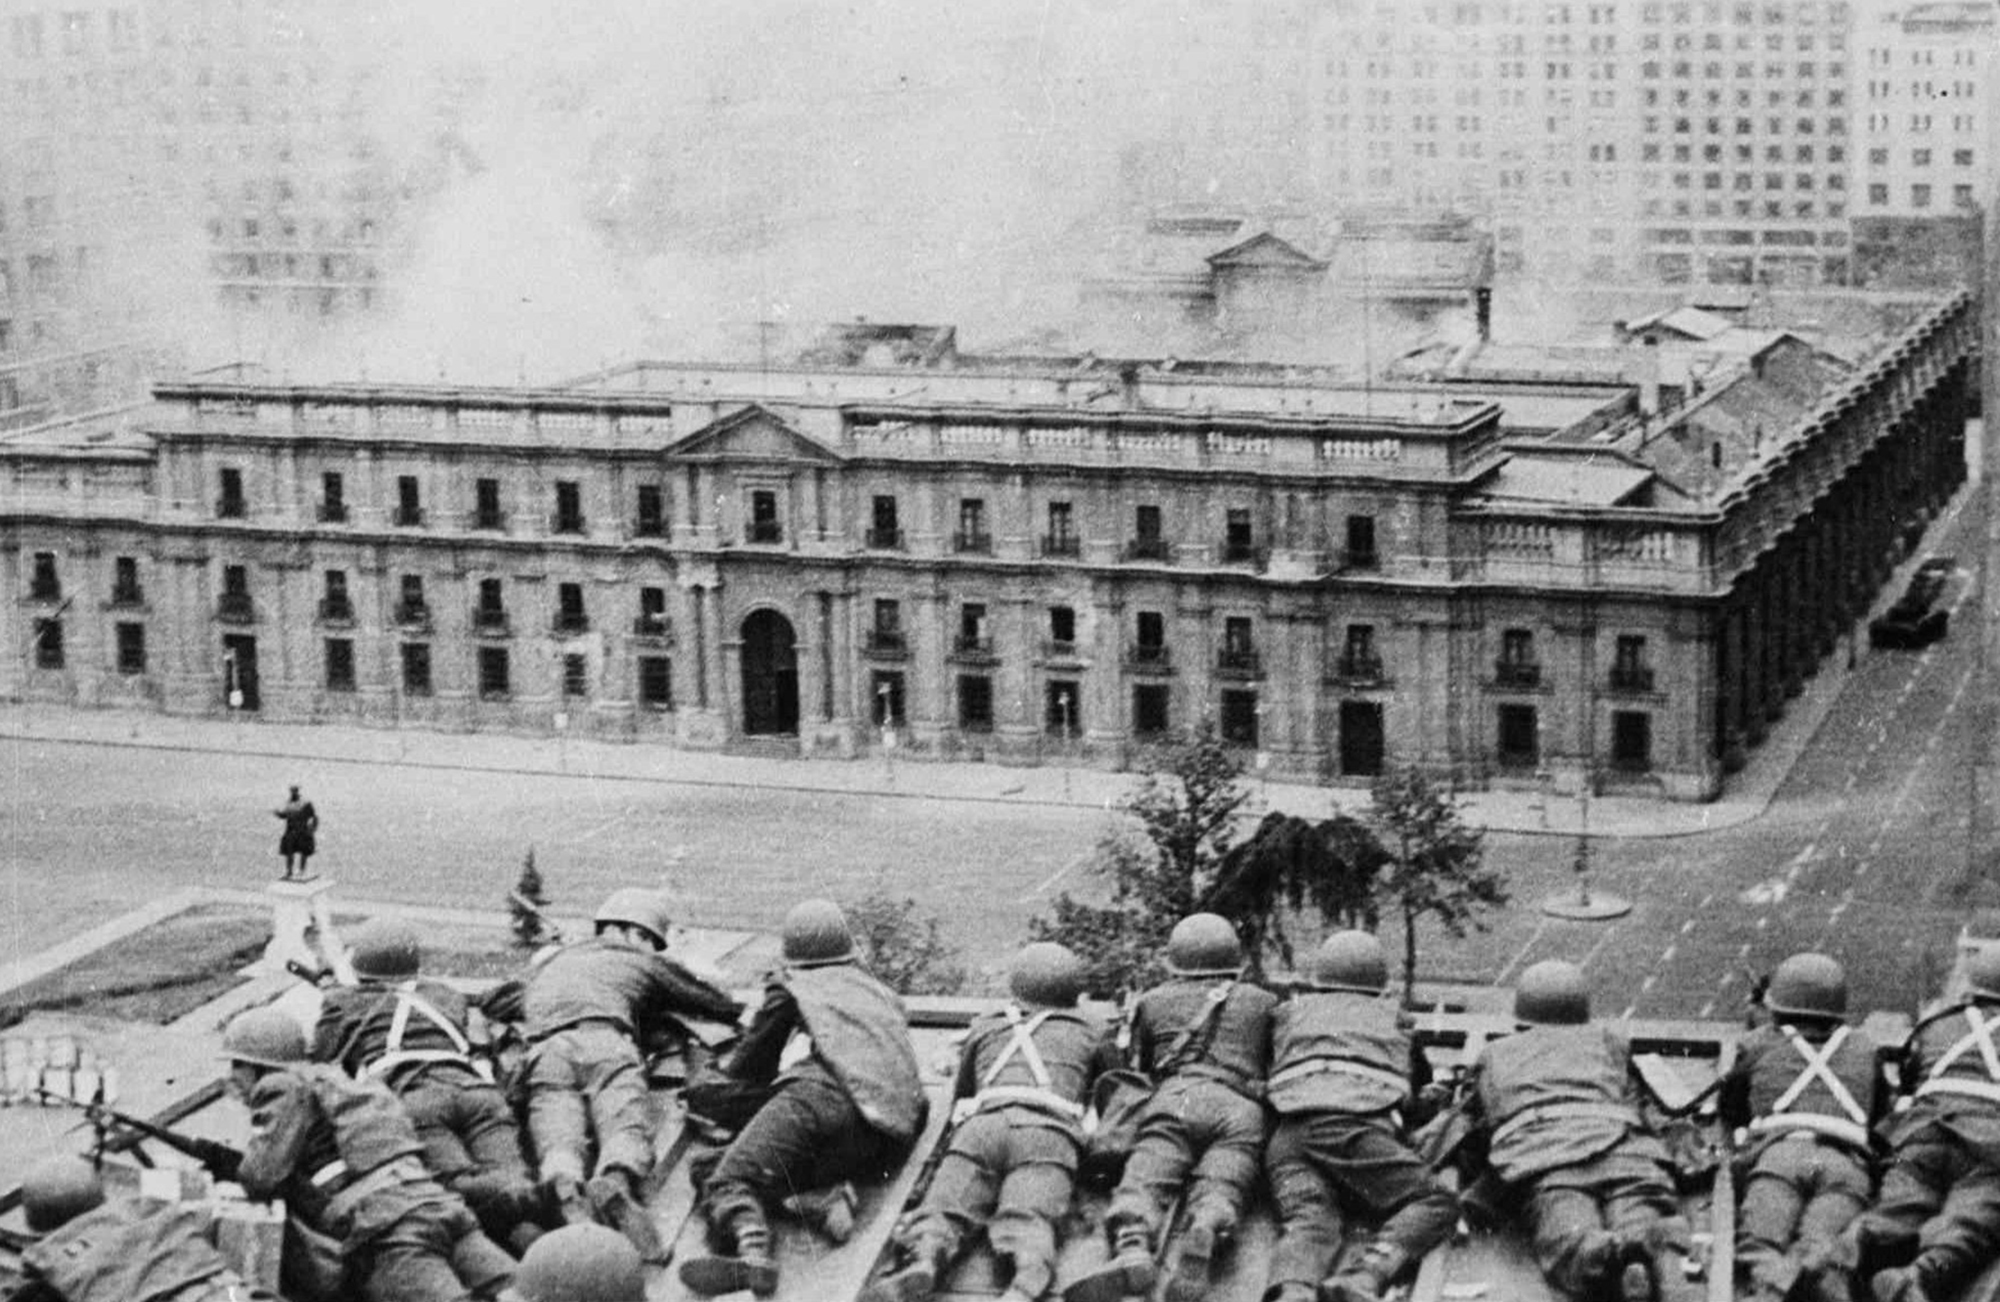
{"left": 508, "top": 847, "right": 551, "bottom": 949}
{"left": 842, "top": 889, "right": 969, "bottom": 996}
{"left": 1368, "top": 767, "right": 1507, "bottom": 1007}
{"left": 1202, "top": 811, "right": 1387, "bottom": 979}
{"left": 1028, "top": 724, "right": 1250, "bottom": 997}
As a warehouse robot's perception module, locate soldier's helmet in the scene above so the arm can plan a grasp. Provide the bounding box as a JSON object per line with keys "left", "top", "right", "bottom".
{"left": 221, "top": 1006, "right": 309, "bottom": 1068}
{"left": 21, "top": 1155, "right": 105, "bottom": 1233}
{"left": 1514, "top": 960, "right": 1591, "bottom": 1026}
{"left": 1010, "top": 942, "right": 1087, "bottom": 1010}
{"left": 1164, "top": 913, "right": 1244, "bottom": 978}
{"left": 1310, "top": 930, "right": 1390, "bottom": 995}
{"left": 594, "top": 888, "right": 672, "bottom": 949}
{"left": 1764, "top": 952, "right": 1848, "bottom": 1021}
{"left": 781, "top": 898, "right": 857, "bottom": 968}
{"left": 1968, "top": 941, "right": 2000, "bottom": 1002}
{"left": 509, "top": 1224, "right": 646, "bottom": 1302}
{"left": 349, "top": 917, "right": 423, "bottom": 981}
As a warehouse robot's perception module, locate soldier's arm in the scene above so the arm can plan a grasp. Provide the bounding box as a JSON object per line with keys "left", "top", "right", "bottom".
{"left": 309, "top": 989, "right": 358, "bottom": 1067}
{"left": 236, "top": 1074, "right": 314, "bottom": 1202}
{"left": 649, "top": 955, "right": 746, "bottom": 1025}
{"left": 949, "top": 1026, "right": 985, "bottom": 1103}
{"left": 719, "top": 984, "right": 796, "bottom": 1083}
{"left": 474, "top": 978, "right": 527, "bottom": 1026}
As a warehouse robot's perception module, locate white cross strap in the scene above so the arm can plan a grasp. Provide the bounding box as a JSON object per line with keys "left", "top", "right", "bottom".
{"left": 1749, "top": 1024, "right": 1869, "bottom": 1148}
{"left": 360, "top": 984, "right": 478, "bottom": 1081}
{"left": 1916, "top": 1007, "right": 2000, "bottom": 1107}
{"left": 954, "top": 1003, "right": 1085, "bottom": 1124}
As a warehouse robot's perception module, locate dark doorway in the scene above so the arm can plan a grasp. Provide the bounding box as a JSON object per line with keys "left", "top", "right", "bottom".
{"left": 222, "top": 634, "right": 261, "bottom": 712}
{"left": 740, "top": 609, "right": 799, "bottom": 735}
{"left": 1338, "top": 700, "right": 1384, "bottom": 776}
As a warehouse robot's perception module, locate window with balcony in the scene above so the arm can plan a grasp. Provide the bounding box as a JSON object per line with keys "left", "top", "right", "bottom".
{"left": 867, "top": 599, "right": 906, "bottom": 655}
{"left": 219, "top": 564, "right": 253, "bottom": 622}
{"left": 955, "top": 602, "right": 991, "bottom": 657}
{"left": 29, "top": 551, "right": 59, "bottom": 601}
{"left": 553, "top": 481, "right": 584, "bottom": 535}
{"left": 636, "top": 586, "right": 669, "bottom": 638}
{"left": 1223, "top": 508, "right": 1258, "bottom": 564}
{"left": 217, "top": 467, "right": 245, "bottom": 519}
{"left": 1042, "top": 501, "right": 1078, "bottom": 557}
{"left": 1346, "top": 514, "right": 1379, "bottom": 568}
{"left": 474, "top": 478, "right": 504, "bottom": 531}
{"left": 318, "top": 471, "right": 347, "bottom": 523}
{"left": 955, "top": 498, "right": 990, "bottom": 553}
{"left": 394, "top": 475, "right": 423, "bottom": 527}
{"left": 872, "top": 670, "right": 906, "bottom": 727}
{"left": 115, "top": 622, "right": 145, "bottom": 675}
{"left": 320, "top": 569, "right": 352, "bottom": 623}
{"left": 1496, "top": 628, "right": 1540, "bottom": 686}
{"left": 1046, "top": 680, "right": 1080, "bottom": 738}
{"left": 475, "top": 578, "right": 507, "bottom": 633}
{"left": 478, "top": 646, "right": 511, "bottom": 699}
{"left": 638, "top": 656, "right": 673, "bottom": 709}
{"left": 1219, "top": 616, "right": 1260, "bottom": 675}
{"left": 1497, "top": 703, "right": 1539, "bottom": 767}
{"left": 555, "top": 582, "right": 588, "bottom": 634}
{"left": 959, "top": 674, "right": 994, "bottom": 732}
{"left": 1047, "top": 605, "right": 1077, "bottom": 657}
{"left": 1613, "top": 710, "right": 1652, "bottom": 771}
{"left": 33, "top": 616, "right": 62, "bottom": 669}
{"left": 1341, "top": 624, "right": 1384, "bottom": 681}
{"left": 749, "top": 490, "right": 781, "bottom": 543}
{"left": 868, "top": 495, "right": 903, "bottom": 550}
{"left": 396, "top": 574, "right": 428, "bottom": 627}
{"left": 325, "top": 638, "right": 355, "bottom": 692}
{"left": 562, "top": 653, "right": 588, "bottom": 699}
{"left": 1133, "top": 683, "right": 1170, "bottom": 737}
{"left": 1131, "top": 610, "right": 1169, "bottom": 669}
{"left": 1611, "top": 635, "right": 1654, "bottom": 691}
{"left": 401, "top": 642, "right": 432, "bottom": 696}
{"left": 634, "top": 484, "right": 665, "bottom": 538}
{"left": 110, "top": 555, "right": 142, "bottom": 606}
{"left": 1220, "top": 690, "right": 1260, "bottom": 746}
{"left": 1128, "top": 504, "right": 1169, "bottom": 560}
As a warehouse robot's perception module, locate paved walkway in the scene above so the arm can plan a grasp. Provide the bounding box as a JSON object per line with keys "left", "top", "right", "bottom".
{"left": 0, "top": 641, "right": 1845, "bottom": 838}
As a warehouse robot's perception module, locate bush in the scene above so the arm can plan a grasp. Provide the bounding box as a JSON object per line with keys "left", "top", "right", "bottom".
{"left": 843, "top": 890, "right": 969, "bottom": 996}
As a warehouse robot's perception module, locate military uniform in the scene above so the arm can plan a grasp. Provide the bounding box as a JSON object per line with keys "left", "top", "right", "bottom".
{"left": 1263, "top": 988, "right": 1457, "bottom": 1301}
{"left": 1470, "top": 1019, "right": 1695, "bottom": 1302}
{"left": 1721, "top": 1019, "right": 1884, "bottom": 1300}
{"left": 1854, "top": 998, "right": 2000, "bottom": 1301}
{"left": 879, "top": 990, "right": 1117, "bottom": 1301}
{"left": 519, "top": 935, "right": 742, "bottom": 1188}
{"left": 237, "top": 1062, "right": 516, "bottom": 1302}
{"left": 8, "top": 1199, "right": 274, "bottom": 1302}
{"left": 315, "top": 978, "right": 544, "bottom": 1243}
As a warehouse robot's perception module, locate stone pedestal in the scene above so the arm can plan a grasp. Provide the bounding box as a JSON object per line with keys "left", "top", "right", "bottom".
{"left": 259, "top": 877, "right": 355, "bottom": 983}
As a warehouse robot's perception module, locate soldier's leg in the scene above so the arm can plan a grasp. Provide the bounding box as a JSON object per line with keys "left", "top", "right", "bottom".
{"left": 1603, "top": 1163, "right": 1697, "bottom": 1302}
{"left": 1737, "top": 1143, "right": 1810, "bottom": 1297}
{"left": 1266, "top": 1116, "right": 1347, "bottom": 1302}
{"left": 1904, "top": 1158, "right": 2000, "bottom": 1301}
{"left": 1853, "top": 1139, "right": 1954, "bottom": 1277}
{"left": 577, "top": 1033, "right": 654, "bottom": 1183}
{"left": 1789, "top": 1147, "right": 1870, "bottom": 1302}
{"left": 1526, "top": 1183, "right": 1619, "bottom": 1300}
{"left": 1105, "top": 1098, "right": 1192, "bottom": 1247}
{"left": 440, "top": 1207, "right": 518, "bottom": 1302}
{"left": 1319, "top": 1116, "right": 1457, "bottom": 1302}
{"left": 521, "top": 1039, "right": 590, "bottom": 1189}
{"left": 352, "top": 1226, "right": 478, "bottom": 1302}
{"left": 864, "top": 1120, "right": 1001, "bottom": 1302}
{"left": 987, "top": 1127, "right": 1080, "bottom": 1301}
{"left": 1163, "top": 1090, "right": 1265, "bottom": 1302}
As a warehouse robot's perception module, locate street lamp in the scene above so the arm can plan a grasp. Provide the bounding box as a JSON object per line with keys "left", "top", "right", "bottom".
{"left": 1255, "top": 701, "right": 1272, "bottom": 810}
{"left": 877, "top": 681, "right": 895, "bottom": 787}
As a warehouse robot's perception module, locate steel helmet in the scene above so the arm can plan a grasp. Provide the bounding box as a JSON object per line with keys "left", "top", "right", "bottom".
{"left": 349, "top": 918, "right": 422, "bottom": 981}
{"left": 1514, "top": 960, "right": 1591, "bottom": 1026}
{"left": 1009, "top": 942, "right": 1086, "bottom": 1010}
{"left": 1165, "top": 914, "right": 1244, "bottom": 977}
{"left": 1764, "top": 952, "right": 1848, "bottom": 1021}
{"left": 21, "top": 1155, "right": 104, "bottom": 1233}
{"left": 595, "top": 888, "right": 672, "bottom": 948}
{"left": 510, "top": 1224, "right": 646, "bottom": 1302}
{"left": 782, "top": 898, "right": 856, "bottom": 968}
{"left": 1310, "top": 930, "right": 1390, "bottom": 995}
{"left": 1968, "top": 942, "right": 2000, "bottom": 1002}
{"left": 221, "top": 1006, "right": 309, "bottom": 1068}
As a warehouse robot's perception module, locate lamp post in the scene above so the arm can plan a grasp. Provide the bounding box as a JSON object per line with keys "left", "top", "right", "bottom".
{"left": 878, "top": 680, "right": 895, "bottom": 788}
{"left": 1255, "top": 701, "right": 1272, "bottom": 811}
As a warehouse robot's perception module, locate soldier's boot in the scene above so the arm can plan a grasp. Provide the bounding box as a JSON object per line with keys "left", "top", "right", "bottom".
{"left": 1321, "top": 1243, "right": 1410, "bottom": 1302}
{"left": 1870, "top": 1267, "right": 1939, "bottom": 1302}
{"left": 587, "top": 1171, "right": 671, "bottom": 1266}
{"left": 546, "top": 1172, "right": 594, "bottom": 1228}
{"left": 1166, "top": 1210, "right": 1230, "bottom": 1302}
{"left": 1064, "top": 1223, "right": 1157, "bottom": 1302}
{"left": 783, "top": 1180, "right": 859, "bottom": 1245}
{"left": 860, "top": 1229, "right": 953, "bottom": 1302}
{"left": 680, "top": 1210, "right": 780, "bottom": 1298}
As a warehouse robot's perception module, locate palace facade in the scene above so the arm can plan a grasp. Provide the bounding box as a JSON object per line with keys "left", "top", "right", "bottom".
{"left": 0, "top": 289, "right": 1977, "bottom": 801}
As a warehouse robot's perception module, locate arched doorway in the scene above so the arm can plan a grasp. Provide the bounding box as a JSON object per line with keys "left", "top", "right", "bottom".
{"left": 740, "top": 609, "right": 800, "bottom": 736}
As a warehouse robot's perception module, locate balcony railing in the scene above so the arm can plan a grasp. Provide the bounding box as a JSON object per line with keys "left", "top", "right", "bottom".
{"left": 470, "top": 510, "right": 507, "bottom": 532}
{"left": 1125, "top": 643, "right": 1172, "bottom": 672}
{"left": 1494, "top": 660, "right": 1543, "bottom": 688}
{"left": 1220, "top": 539, "right": 1264, "bottom": 567}
{"left": 747, "top": 520, "right": 783, "bottom": 544}
{"left": 551, "top": 513, "right": 587, "bottom": 536}
{"left": 1336, "top": 651, "right": 1386, "bottom": 683}
{"left": 28, "top": 583, "right": 61, "bottom": 603}
{"left": 950, "top": 635, "right": 997, "bottom": 662}
{"left": 1040, "top": 534, "right": 1081, "bottom": 558}
{"left": 472, "top": 608, "right": 510, "bottom": 635}
{"left": 1124, "top": 538, "right": 1172, "bottom": 562}
{"left": 216, "top": 497, "right": 246, "bottom": 520}
{"left": 863, "top": 630, "right": 909, "bottom": 658}
{"left": 553, "top": 613, "right": 590, "bottom": 635}
{"left": 865, "top": 527, "right": 906, "bottom": 551}
{"left": 107, "top": 587, "right": 146, "bottom": 609}
{"left": 632, "top": 517, "right": 667, "bottom": 539}
{"left": 1216, "top": 647, "right": 1263, "bottom": 677}
{"left": 318, "top": 597, "right": 355, "bottom": 624}
{"left": 316, "top": 501, "right": 349, "bottom": 524}
{"left": 217, "top": 593, "right": 255, "bottom": 624}
{"left": 953, "top": 530, "right": 993, "bottom": 554}
{"left": 632, "top": 615, "right": 673, "bottom": 640}
{"left": 1609, "top": 665, "right": 1656, "bottom": 693}
{"left": 394, "top": 601, "right": 431, "bottom": 628}
{"left": 393, "top": 506, "right": 425, "bottom": 528}
{"left": 1343, "top": 548, "right": 1381, "bottom": 571}
{"left": 1042, "top": 638, "right": 1082, "bottom": 661}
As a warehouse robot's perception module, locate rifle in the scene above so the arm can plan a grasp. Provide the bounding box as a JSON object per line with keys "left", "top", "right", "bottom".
{"left": 507, "top": 890, "right": 566, "bottom": 946}
{"left": 35, "top": 1089, "right": 243, "bottom": 1182}
{"left": 286, "top": 958, "right": 337, "bottom": 988}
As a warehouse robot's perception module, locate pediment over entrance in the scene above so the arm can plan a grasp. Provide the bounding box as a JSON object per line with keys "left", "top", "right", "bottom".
{"left": 664, "top": 404, "right": 844, "bottom": 465}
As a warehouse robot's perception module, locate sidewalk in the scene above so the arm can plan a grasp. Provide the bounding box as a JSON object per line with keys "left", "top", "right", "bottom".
{"left": 0, "top": 649, "right": 1841, "bottom": 838}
